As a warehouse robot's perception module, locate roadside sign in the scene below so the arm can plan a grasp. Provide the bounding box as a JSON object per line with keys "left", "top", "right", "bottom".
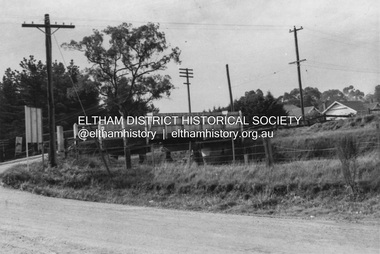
{"left": 25, "top": 106, "right": 43, "bottom": 170}
{"left": 15, "top": 137, "right": 23, "bottom": 155}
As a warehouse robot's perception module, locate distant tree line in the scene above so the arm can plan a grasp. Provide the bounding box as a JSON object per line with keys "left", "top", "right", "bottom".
{"left": 206, "top": 85, "right": 380, "bottom": 123}
{"left": 205, "top": 89, "right": 287, "bottom": 122}
{"left": 280, "top": 85, "right": 379, "bottom": 108}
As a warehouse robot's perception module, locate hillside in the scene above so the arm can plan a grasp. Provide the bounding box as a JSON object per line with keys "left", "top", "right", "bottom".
{"left": 272, "top": 114, "right": 379, "bottom": 161}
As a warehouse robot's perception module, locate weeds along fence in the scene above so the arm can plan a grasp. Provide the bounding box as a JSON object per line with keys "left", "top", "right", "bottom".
{"left": 2, "top": 135, "right": 378, "bottom": 166}
{"left": 2, "top": 113, "right": 379, "bottom": 166}
{"left": 69, "top": 114, "right": 379, "bottom": 166}
{"left": 69, "top": 131, "right": 379, "bottom": 167}
{"left": 27, "top": 117, "right": 380, "bottom": 166}
{"left": 272, "top": 129, "right": 380, "bottom": 162}
{"left": 272, "top": 140, "right": 379, "bottom": 162}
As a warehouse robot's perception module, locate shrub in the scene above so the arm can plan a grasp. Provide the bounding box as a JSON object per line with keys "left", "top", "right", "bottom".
{"left": 1, "top": 167, "right": 31, "bottom": 188}
{"left": 336, "top": 136, "right": 359, "bottom": 192}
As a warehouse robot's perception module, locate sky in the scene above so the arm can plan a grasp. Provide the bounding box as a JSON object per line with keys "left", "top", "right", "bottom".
{"left": 0, "top": 0, "right": 379, "bottom": 113}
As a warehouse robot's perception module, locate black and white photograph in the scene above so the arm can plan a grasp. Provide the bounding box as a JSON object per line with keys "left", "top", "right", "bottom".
{"left": 0, "top": 0, "right": 379, "bottom": 253}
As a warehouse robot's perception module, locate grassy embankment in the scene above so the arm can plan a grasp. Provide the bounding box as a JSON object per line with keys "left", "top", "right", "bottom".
{"left": 1, "top": 115, "right": 379, "bottom": 221}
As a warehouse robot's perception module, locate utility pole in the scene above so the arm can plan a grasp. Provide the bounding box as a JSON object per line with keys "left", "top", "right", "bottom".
{"left": 179, "top": 68, "right": 194, "bottom": 166}
{"left": 225, "top": 64, "right": 235, "bottom": 163}
{"left": 179, "top": 68, "right": 194, "bottom": 113}
{"left": 226, "top": 64, "right": 234, "bottom": 111}
{"left": 22, "top": 14, "right": 75, "bottom": 167}
{"left": 289, "top": 26, "right": 306, "bottom": 123}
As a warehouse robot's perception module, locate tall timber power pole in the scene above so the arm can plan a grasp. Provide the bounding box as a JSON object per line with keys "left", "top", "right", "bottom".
{"left": 226, "top": 64, "right": 234, "bottom": 112}
{"left": 179, "top": 68, "right": 194, "bottom": 166}
{"left": 179, "top": 68, "right": 194, "bottom": 113}
{"left": 289, "top": 26, "right": 306, "bottom": 122}
{"left": 22, "top": 14, "right": 74, "bottom": 167}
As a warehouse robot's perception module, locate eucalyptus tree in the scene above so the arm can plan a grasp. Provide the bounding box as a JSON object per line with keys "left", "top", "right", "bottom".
{"left": 62, "top": 22, "right": 181, "bottom": 116}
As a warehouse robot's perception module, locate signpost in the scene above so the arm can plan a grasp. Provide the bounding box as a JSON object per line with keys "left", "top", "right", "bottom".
{"left": 25, "top": 106, "right": 43, "bottom": 170}
{"left": 15, "top": 137, "right": 22, "bottom": 156}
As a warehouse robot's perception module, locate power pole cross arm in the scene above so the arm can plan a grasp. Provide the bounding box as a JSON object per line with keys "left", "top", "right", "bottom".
{"left": 22, "top": 23, "right": 75, "bottom": 28}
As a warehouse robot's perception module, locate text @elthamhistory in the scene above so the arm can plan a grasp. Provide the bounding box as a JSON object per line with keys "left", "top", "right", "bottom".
{"left": 76, "top": 128, "right": 274, "bottom": 141}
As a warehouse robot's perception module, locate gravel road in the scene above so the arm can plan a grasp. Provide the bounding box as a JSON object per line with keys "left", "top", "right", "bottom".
{"left": 0, "top": 161, "right": 379, "bottom": 253}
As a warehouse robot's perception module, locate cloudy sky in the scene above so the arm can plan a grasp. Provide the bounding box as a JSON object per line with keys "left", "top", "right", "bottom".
{"left": 0, "top": 0, "right": 378, "bottom": 113}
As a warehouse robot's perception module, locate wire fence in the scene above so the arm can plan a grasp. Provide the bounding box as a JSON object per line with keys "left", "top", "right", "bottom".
{"left": 1, "top": 114, "right": 379, "bottom": 167}
{"left": 64, "top": 133, "right": 379, "bottom": 166}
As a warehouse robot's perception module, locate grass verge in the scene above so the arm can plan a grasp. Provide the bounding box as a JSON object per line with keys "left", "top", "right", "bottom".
{"left": 1, "top": 151, "right": 379, "bottom": 222}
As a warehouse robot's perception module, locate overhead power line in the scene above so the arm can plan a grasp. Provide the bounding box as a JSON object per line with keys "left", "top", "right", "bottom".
{"left": 303, "top": 63, "right": 380, "bottom": 74}
{"left": 304, "top": 28, "right": 379, "bottom": 51}
{"left": 307, "top": 60, "right": 379, "bottom": 73}
{"left": 2, "top": 14, "right": 290, "bottom": 29}
{"left": 231, "top": 66, "right": 293, "bottom": 88}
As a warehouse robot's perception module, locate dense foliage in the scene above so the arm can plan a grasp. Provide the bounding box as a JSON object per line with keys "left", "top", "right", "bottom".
{"left": 62, "top": 22, "right": 181, "bottom": 116}
{"left": 0, "top": 56, "right": 100, "bottom": 139}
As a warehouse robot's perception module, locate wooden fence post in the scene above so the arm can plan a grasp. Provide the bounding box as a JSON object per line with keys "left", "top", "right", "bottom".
{"left": 187, "top": 141, "right": 192, "bottom": 167}
{"left": 73, "top": 123, "right": 79, "bottom": 159}
{"left": 263, "top": 138, "right": 274, "bottom": 167}
{"left": 377, "top": 123, "right": 380, "bottom": 150}
{"left": 244, "top": 147, "right": 248, "bottom": 165}
{"left": 56, "top": 126, "right": 64, "bottom": 153}
{"left": 151, "top": 143, "right": 155, "bottom": 168}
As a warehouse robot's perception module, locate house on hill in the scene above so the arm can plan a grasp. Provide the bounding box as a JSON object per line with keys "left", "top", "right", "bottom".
{"left": 284, "top": 104, "right": 320, "bottom": 117}
{"left": 365, "top": 102, "right": 380, "bottom": 114}
{"left": 322, "top": 101, "right": 369, "bottom": 120}
{"left": 283, "top": 104, "right": 299, "bottom": 116}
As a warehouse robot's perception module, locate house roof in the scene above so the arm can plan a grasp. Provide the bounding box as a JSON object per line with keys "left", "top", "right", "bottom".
{"left": 284, "top": 104, "right": 299, "bottom": 116}
{"left": 284, "top": 104, "right": 319, "bottom": 116}
{"left": 305, "top": 106, "right": 320, "bottom": 114}
{"left": 365, "top": 102, "right": 380, "bottom": 110}
{"left": 283, "top": 104, "right": 299, "bottom": 111}
{"left": 322, "top": 101, "right": 368, "bottom": 114}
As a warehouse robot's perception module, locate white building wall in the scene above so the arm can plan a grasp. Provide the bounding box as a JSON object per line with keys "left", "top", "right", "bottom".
{"left": 325, "top": 104, "right": 357, "bottom": 120}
